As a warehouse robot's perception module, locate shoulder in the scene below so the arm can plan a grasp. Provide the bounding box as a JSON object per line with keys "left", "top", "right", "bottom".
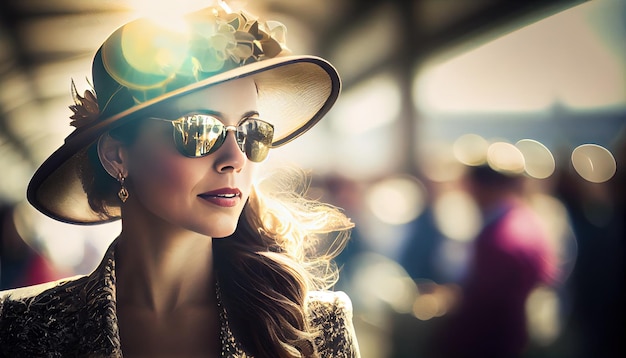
{"left": 0, "top": 275, "right": 95, "bottom": 355}
{"left": 1, "top": 275, "right": 85, "bottom": 301}
{"left": 307, "top": 290, "right": 353, "bottom": 321}
{"left": 0, "top": 275, "right": 88, "bottom": 319}
{"left": 0, "top": 275, "right": 88, "bottom": 331}
{"left": 307, "top": 291, "right": 360, "bottom": 358}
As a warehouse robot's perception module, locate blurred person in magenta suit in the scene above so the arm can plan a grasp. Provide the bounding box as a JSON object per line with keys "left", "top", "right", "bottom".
{"left": 434, "top": 165, "right": 558, "bottom": 358}
{"left": 0, "top": 3, "right": 360, "bottom": 357}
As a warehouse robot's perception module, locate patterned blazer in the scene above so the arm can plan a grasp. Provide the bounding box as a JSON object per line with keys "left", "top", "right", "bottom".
{"left": 0, "top": 243, "right": 360, "bottom": 357}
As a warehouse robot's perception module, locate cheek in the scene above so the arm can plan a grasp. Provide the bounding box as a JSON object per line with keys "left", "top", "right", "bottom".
{"left": 128, "top": 142, "right": 198, "bottom": 196}
{"left": 143, "top": 157, "right": 180, "bottom": 182}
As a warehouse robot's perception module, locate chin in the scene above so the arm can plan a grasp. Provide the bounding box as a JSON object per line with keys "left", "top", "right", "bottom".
{"left": 187, "top": 207, "right": 245, "bottom": 238}
{"left": 202, "top": 218, "right": 239, "bottom": 239}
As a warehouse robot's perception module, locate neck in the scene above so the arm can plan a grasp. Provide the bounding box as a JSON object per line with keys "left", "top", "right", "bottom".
{"left": 114, "top": 221, "right": 215, "bottom": 316}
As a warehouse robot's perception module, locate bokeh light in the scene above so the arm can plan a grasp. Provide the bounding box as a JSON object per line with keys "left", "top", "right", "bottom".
{"left": 487, "top": 141, "right": 526, "bottom": 174}
{"left": 433, "top": 189, "right": 481, "bottom": 242}
{"left": 516, "top": 139, "right": 556, "bottom": 179}
{"left": 571, "top": 143, "right": 617, "bottom": 183}
{"left": 350, "top": 253, "right": 418, "bottom": 315}
{"left": 412, "top": 281, "right": 460, "bottom": 321}
{"left": 526, "top": 286, "right": 561, "bottom": 346}
{"left": 453, "top": 133, "right": 489, "bottom": 166}
{"left": 365, "top": 175, "right": 426, "bottom": 225}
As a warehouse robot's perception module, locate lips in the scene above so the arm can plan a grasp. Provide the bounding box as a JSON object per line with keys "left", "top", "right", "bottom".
{"left": 199, "top": 188, "right": 242, "bottom": 208}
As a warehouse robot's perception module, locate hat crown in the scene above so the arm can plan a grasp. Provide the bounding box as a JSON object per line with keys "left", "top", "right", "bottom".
{"left": 92, "top": 6, "right": 289, "bottom": 119}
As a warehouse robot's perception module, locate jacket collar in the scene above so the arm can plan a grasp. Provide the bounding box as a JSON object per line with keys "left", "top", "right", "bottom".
{"left": 81, "top": 238, "right": 122, "bottom": 357}
{"left": 85, "top": 239, "right": 249, "bottom": 357}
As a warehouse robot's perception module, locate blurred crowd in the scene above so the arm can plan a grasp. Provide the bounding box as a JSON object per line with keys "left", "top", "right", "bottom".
{"left": 322, "top": 135, "right": 624, "bottom": 358}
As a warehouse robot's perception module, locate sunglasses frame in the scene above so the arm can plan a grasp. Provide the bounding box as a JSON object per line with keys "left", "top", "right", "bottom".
{"left": 149, "top": 113, "right": 275, "bottom": 162}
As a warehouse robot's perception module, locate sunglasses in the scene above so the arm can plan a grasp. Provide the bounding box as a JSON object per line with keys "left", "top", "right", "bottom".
{"left": 151, "top": 113, "right": 274, "bottom": 162}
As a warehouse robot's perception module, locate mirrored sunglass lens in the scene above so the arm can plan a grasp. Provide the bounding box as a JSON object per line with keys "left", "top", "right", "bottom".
{"left": 172, "top": 115, "right": 224, "bottom": 157}
{"left": 240, "top": 119, "right": 274, "bottom": 162}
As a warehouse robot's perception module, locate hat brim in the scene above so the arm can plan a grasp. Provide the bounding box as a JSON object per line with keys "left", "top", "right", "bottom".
{"left": 27, "top": 55, "right": 340, "bottom": 224}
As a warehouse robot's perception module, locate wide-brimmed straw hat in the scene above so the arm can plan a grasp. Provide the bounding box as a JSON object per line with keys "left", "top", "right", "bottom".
{"left": 27, "top": 4, "right": 341, "bottom": 225}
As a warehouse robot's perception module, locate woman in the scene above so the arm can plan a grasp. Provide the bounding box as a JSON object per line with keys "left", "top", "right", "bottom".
{"left": 0, "top": 4, "right": 359, "bottom": 357}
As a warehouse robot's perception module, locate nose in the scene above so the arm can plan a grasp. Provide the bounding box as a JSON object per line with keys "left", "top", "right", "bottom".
{"left": 213, "top": 130, "right": 246, "bottom": 173}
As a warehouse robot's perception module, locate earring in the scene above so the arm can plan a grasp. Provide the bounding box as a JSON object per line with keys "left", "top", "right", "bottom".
{"left": 117, "top": 173, "right": 129, "bottom": 203}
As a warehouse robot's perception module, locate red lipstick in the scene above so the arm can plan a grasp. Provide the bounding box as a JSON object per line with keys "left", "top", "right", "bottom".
{"left": 199, "top": 188, "right": 242, "bottom": 207}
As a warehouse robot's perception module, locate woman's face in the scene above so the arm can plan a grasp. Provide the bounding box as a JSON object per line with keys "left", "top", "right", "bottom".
{"left": 123, "top": 77, "right": 260, "bottom": 238}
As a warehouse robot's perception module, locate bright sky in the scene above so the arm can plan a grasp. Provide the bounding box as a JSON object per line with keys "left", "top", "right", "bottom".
{"left": 415, "top": 0, "right": 626, "bottom": 113}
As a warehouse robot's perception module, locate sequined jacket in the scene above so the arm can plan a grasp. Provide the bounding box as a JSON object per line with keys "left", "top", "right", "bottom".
{"left": 0, "top": 243, "right": 360, "bottom": 357}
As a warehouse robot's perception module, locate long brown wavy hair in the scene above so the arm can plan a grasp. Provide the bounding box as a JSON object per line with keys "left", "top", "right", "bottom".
{"left": 81, "top": 122, "right": 354, "bottom": 357}
{"left": 216, "top": 169, "right": 353, "bottom": 357}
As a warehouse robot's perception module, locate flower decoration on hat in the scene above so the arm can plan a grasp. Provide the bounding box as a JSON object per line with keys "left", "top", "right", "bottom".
{"left": 69, "top": 79, "right": 99, "bottom": 129}
{"left": 100, "top": 6, "right": 290, "bottom": 105}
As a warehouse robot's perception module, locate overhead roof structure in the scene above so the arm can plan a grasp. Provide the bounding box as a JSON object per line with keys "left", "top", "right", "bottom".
{"left": 0, "top": 0, "right": 587, "bottom": 203}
